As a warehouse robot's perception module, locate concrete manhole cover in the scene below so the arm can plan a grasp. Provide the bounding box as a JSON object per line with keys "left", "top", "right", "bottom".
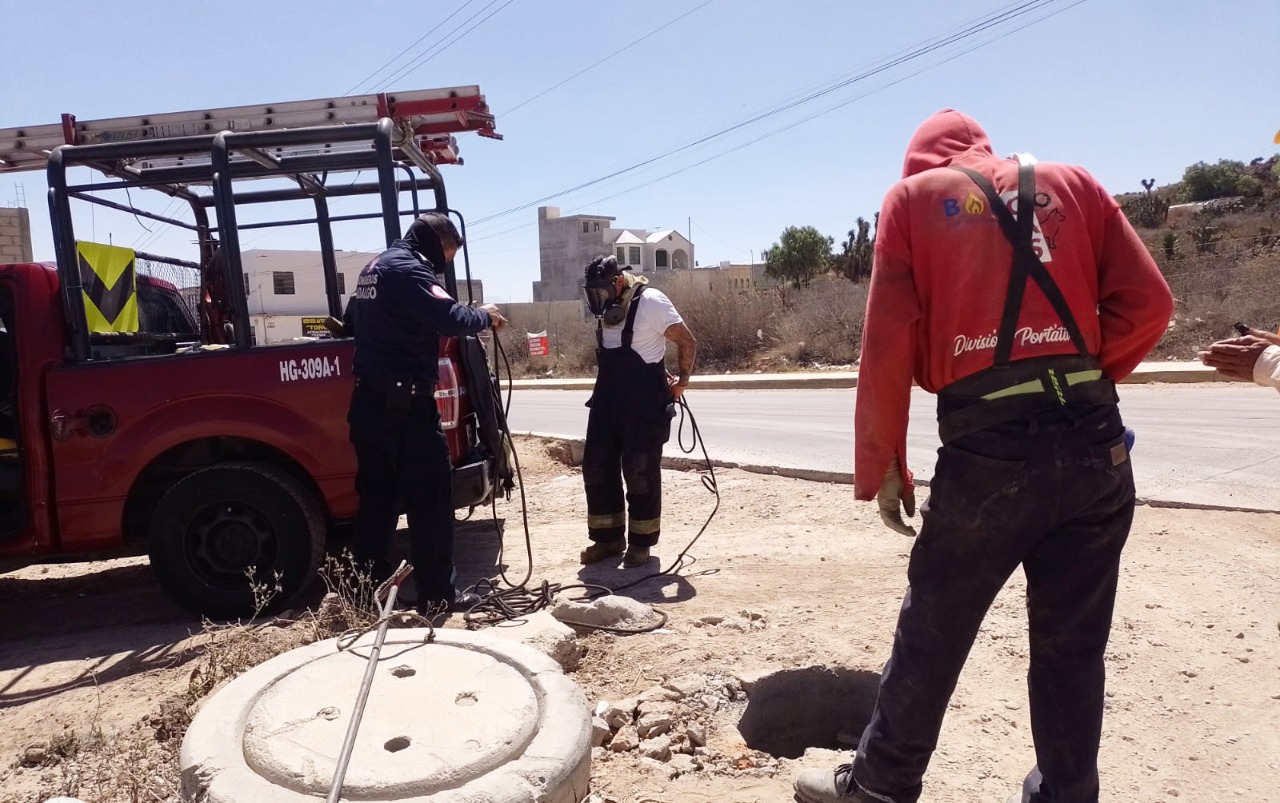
{"left": 181, "top": 628, "right": 592, "bottom": 803}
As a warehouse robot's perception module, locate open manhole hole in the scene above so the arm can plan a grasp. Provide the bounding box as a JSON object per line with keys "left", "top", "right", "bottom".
{"left": 737, "top": 667, "right": 881, "bottom": 759}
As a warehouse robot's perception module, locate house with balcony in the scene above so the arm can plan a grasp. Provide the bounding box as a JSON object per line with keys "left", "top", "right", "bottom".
{"left": 532, "top": 206, "right": 695, "bottom": 301}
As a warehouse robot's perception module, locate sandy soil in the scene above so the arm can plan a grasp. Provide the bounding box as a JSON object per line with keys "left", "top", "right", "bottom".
{"left": 0, "top": 436, "right": 1277, "bottom": 803}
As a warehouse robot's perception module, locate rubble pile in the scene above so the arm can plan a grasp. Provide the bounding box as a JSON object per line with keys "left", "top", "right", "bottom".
{"left": 587, "top": 671, "right": 781, "bottom": 781}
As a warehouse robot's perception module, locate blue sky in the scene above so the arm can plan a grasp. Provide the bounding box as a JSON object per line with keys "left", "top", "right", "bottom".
{"left": 2, "top": 0, "right": 1277, "bottom": 302}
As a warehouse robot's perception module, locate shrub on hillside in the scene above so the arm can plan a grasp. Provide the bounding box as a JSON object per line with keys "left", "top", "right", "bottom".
{"left": 1181, "top": 160, "right": 1263, "bottom": 202}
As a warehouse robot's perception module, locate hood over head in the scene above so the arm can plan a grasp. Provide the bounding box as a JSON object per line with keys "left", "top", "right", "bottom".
{"left": 404, "top": 212, "right": 463, "bottom": 267}
{"left": 901, "top": 109, "right": 995, "bottom": 178}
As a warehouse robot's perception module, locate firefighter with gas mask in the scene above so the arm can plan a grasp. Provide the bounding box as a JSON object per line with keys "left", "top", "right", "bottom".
{"left": 579, "top": 255, "right": 697, "bottom": 567}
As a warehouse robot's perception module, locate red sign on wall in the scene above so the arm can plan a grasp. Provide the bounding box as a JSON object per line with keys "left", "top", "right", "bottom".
{"left": 527, "top": 330, "right": 549, "bottom": 357}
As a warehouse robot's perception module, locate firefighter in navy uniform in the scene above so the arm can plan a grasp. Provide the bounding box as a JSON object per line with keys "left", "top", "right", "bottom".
{"left": 579, "top": 256, "right": 697, "bottom": 568}
{"left": 346, "top": 212, "right": 506, "bottom": 614}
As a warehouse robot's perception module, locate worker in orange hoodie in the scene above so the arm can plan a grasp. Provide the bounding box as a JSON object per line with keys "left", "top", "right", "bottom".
{"left": 794, "top": 111, "right": 1173, "bottom": 803}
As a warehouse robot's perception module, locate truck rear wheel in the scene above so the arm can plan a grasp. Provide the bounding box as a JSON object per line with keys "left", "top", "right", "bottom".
{"left": 147, "top": 462, "right": 325, "bottom": 619}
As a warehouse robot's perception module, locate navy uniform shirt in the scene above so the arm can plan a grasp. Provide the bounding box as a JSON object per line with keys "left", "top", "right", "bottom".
{"left": 348, "top": 240, "right": 490, "bottom": 382}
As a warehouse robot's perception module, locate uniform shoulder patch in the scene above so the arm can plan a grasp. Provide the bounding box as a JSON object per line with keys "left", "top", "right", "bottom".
{"left": 429, "top": 284, "right": 453, "bottom": 301}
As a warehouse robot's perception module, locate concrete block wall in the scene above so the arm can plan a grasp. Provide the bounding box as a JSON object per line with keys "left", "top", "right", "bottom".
{"left": 0, "top": 208, "right": 34, "bottom": 264}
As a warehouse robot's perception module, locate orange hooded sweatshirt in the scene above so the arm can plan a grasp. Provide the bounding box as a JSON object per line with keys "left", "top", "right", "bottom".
{"left": 853, "top": 110, "right": 1173, "bottom": 500}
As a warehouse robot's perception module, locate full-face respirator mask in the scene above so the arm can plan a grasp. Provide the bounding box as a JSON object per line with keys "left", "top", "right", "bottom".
{"left": 583, "top": 255, "right": 628, "bottom": 325}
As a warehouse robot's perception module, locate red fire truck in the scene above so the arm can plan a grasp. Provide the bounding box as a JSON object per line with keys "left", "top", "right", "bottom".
{"left": 0, "top": 87, "right": 510, "bottom": 617}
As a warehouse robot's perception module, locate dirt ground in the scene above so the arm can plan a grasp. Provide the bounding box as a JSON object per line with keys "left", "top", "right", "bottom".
{"left": 1, "top": 436, "right": 1277, "bottom": 803}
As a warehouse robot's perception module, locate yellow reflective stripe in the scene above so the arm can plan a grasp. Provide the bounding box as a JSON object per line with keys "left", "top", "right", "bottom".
{"left": 981, "top": 378, "right": 1044, "bottom": 401}
{"left": 1048, "top": 371, "right": 1066, "bottom": 404}
{"left": 1065, "top": 369, "right": 1103, "bottom": 386}
{"left": 588, "top": 513, "right": 625, "bottom": 529}
{"left": 628, "top": 517, "right": 661, "bottom": 535}
{"left": 979, "top": 369, "right": 1105, "bottom": 403}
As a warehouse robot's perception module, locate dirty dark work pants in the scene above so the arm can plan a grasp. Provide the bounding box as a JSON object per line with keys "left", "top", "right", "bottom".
{"left": 852, "top": 405, "right": 1135, "bottom": 803}
{"left": 348, "top": 383, "right": 457, "bottom": 604}
{"left": 583, "top": 403, "right": 667, "bottom": 548}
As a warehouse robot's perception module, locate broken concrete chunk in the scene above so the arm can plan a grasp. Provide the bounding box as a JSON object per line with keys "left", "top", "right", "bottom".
{"left": 669, "top": 754, "right": 699, "bottom": 776}
{"left": 596, "top": 699, "right": 634, "bottom": 730}
{"left": 686, "top": 721, "right": 707, "bottom": 746}
{"left": 551, "top": 595, "right": 662, "bottom": 632}
{"left": 637, "top": 685, "right": 684, "bottom": 703}
{"left": 636, "top": 708, "right": 676, "bottom": 739}
{"left": 638, "top": 756, "right": 678, "bottom": 779}
{"left": 639, "top": 735, "right": 673, "bottom": 761}
{"left": 608, "top": 725, "right": 640, "bottom": 752}
{"left": 662, "top": 674, "right": 706, "bottom": 697}
{"left": 591, "top": 716, "right": 611, "bottom": 747}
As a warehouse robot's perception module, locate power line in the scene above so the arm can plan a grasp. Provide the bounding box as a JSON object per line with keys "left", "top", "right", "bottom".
{"left": 369, "top": 0, "right": 519, "bottom": 93}
{"left": 583, "top": 0, "right": 1092, "bottom": 203}
{"left": 343, "top": 0, "right": 481, "bottom": 96}
{"left": 503, "top": 0, "right": 716, "bottom": 117}
{"left": 467, "top": 0, "right": 1070, "bottom": 228}
{"left": 691, "top": 220, "right": 749, "bottom": 254}
{"left": 465, "top": 0, "right": 1085, "bottom": 240}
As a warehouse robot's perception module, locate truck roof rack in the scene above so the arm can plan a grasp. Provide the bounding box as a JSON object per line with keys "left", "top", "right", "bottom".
{"left": 0, "top": 86, "right": 501, "bottom": 174}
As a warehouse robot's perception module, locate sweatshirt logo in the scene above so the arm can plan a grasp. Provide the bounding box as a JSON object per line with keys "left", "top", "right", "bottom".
{"left": 954, "top": 325, "right": 1073, "bottom": 356}
{"left": 942, "top": 193, "right": 987, "bottom": 217}
{"left": 942, "top": 190, "right": 1062, "bottom": 265}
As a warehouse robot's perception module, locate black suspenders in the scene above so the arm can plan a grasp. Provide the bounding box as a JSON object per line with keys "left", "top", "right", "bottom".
{"left": 950, "top": 164, "right": 1089, "bottom": 365}
{"left": 595, "top": 284, "right": 648, "bottom": 349}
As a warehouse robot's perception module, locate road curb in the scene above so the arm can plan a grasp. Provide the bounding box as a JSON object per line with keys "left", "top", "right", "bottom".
{"left": 513, "top": 433, "right": 1280, "bottom": 515}
{"left": 507, "top": 364, "right": 1223, "bottom": 392}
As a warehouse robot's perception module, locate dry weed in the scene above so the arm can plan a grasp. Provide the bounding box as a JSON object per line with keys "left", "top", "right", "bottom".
{"left": 1, "top": 560, "right": 389, "bottom": 803}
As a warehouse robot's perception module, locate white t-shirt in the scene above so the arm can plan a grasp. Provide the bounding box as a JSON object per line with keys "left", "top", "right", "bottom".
{"left": 600, "top": 287, "right": 683, "bottom": 364}
{"left": 1254, "top": 345, "right": 1280, "bottom": 393}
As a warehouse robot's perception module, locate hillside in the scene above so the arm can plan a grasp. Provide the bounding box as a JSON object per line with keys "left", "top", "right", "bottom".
{"left": 1118, "top": 155, "right": 1280, "bottom": 359}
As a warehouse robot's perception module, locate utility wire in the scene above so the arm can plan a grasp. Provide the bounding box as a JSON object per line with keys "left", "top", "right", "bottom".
{"left": 467, "top": 0, "right": 1071, "bottom": 228}
{"left": 503, "top": 0, "right": 716, "bottom": 117}
{"left": 464, "top": 0, "right": 1090, "bottom": 245}
{"left": 369, "top": 0, "right": 519, "bottom": 93}
{"left": 343, "top": 0, "right": 480, "bottom": 96}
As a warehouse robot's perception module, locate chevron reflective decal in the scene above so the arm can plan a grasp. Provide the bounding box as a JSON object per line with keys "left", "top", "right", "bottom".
{"left": 75, "top": 241, "right": 140, "bottom": 333}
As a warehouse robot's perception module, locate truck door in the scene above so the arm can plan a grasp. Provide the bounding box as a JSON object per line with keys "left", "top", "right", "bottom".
{"left": 0, "top": 285, "right": 27, "bottom": 539}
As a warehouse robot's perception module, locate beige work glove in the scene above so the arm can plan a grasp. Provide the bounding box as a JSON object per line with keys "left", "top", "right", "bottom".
{"left": 877, "top": 456, "right": 917, "bottom": 537}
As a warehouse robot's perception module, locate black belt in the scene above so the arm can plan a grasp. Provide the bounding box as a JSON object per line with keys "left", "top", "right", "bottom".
{"left": 938, "top": 356, "right": 1117, "bottom": 444}
{"left": 354, "top": 376, "right": 434, "bottom": 396}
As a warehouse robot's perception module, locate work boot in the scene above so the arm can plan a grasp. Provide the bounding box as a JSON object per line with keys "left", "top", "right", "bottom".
{"left": 622, "top": 545, "right": 651, "bottom": 568}
{"left": 793, "top": 764, "right": 880, "bottom": 803}
{"left": 580, "top": 537, "right": 626, "bottom": 565}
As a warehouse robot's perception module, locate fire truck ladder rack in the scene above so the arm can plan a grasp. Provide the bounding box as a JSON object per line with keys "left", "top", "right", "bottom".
{"left": 0, "top": 86, "right": 501, "bottom": 174}
{"left": 3, "top": 86, "right": 501, "bottom": 360}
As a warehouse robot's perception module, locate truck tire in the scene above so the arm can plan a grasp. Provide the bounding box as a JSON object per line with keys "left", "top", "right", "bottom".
{"left": 147, "top": 462, "right": 325, "bottom": 619}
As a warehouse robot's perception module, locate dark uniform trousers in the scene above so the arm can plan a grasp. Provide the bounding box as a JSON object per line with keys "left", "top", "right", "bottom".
{"left": 582, "top": 304, "right": 672, "bottom": 548}
{"left": 348, "top": 381, "right": 456, "bottom": 603}
{"left": 852, "top": 404, "right": 1135, "bottom": 803}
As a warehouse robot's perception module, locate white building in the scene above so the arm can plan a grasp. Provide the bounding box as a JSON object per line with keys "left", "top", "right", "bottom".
{"left": 532, "top": 206, "right": 695, "bottom": 302}
{"left": 242, "top": 248, "right": 483, "bottom": 343}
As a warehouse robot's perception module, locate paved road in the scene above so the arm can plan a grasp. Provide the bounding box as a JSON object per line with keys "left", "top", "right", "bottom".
{"left": 507, "top": 384, "right": 1280, "bottom": 512}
